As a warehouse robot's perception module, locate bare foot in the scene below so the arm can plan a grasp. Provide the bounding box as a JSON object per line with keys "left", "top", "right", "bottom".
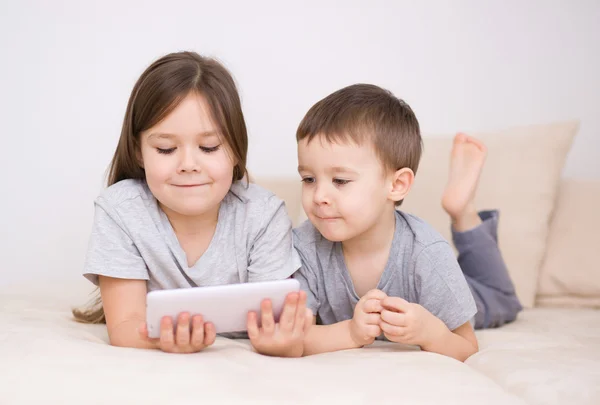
{"left": 441, "top": 133, "right": 487, "bottom": 232}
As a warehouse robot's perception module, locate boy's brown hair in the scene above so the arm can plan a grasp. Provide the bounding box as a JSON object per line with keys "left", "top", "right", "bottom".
{"left": 73, "top": 51, "right": 248, "bottom": 324}
{"left": 296, "top": 84, "right": 422, "bottom": 206}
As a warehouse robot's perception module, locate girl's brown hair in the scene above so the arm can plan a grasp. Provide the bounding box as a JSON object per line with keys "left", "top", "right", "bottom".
{"left": 73, "top": 51, "right": 248, "bottom": 323}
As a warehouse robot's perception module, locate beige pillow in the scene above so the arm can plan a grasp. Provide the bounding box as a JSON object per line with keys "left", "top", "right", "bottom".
{"left": 401, "top": 121, "right": 578, "bottom": 308}
{"left": 536, "top": 179, "right": 600, "bottom": 308}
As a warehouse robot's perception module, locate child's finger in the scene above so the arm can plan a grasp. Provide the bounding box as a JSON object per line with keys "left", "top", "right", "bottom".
{"left": 176, "top": 312, "right": 191, "bottom": 346}
{"left": 381, "top": 309, "right": 406, "bottom": 327}
{"left": 381, "top": 297, "right": 410, "bottom": 313}
{"left": 190, "top": 315, "right": 205, "bottom": 348}
{"left": 363, "top": 298, "right": 383, "bottom": 313}
{"left": 280, "top": 293, "right": 298, "bottom": 333}
{"left": 247, "top": 311, "right": 260, "bottom": 340}
{"left": 292, "top": 291, "right": 307, "bottom": 335}
{"left": 364, "top": 289, "right": 387, "bottom": 301}
{"left": 138, "top": 322, "right": 161, "bottom": 348}
{"left": 380, "top": 321, "right": 405, "bottom": 336}
{"left": 138, "top": 322, "right": 149, "bottom": 339}
{"left": 160, "top": 316, "right": 175, "bottom": 350}
{"left": 365, "top": 324, "right": 381, "bottom": 338}
{"left": 363, "top": 313, "right": 381, "bottom": 325}
{"left": 361, "top": 324, "right": 381, "bottom": 341}
{"left": 303, "top": 308, "right": 314, "bottom": 331}
{"left": 204, "top": 322, "right": 216, "bottom": 346}
{"left": 260, "top": 299, "right": 275, "bottom": 334}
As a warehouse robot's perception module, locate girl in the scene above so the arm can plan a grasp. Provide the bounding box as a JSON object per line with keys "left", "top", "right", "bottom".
{"left": 73, "top": 51, "right": 311, "bottom": 355}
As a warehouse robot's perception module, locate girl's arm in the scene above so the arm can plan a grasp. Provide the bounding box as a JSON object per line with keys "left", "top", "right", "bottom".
{"left": 100, "top": 276, "right": 217, "bottom": 352}
{"left": 99, "top": 276, "right": 157, "bottom": 349}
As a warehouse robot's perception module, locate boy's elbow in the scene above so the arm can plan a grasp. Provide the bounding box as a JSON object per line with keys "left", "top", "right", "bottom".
{"left": 459, "top": 341, "right": 479, "bottom": 362}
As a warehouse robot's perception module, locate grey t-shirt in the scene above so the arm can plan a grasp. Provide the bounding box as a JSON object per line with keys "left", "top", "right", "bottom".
{"left": 293, "top": 210, "right": 477, "bottom": 332}
{"left": 83, "top": 179, "right": 300, "bottom": 290}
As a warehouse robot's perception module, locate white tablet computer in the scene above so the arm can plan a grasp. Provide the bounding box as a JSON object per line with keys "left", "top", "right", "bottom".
{"left": 145, "top": 279, "right": 300, "bottom": 338}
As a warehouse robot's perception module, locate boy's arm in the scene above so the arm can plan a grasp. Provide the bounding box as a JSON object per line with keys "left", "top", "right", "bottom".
{"left": 303, "top": 319, "right": 361, "bottom": 355}
{"left": 380, "top": 297, "right": 478, "bottom": 362}
{"left": 421, "top": 321, "right": 478, "bottom": 362}
{"left": 303, "top": 289, "right": 387, "bottom": 356}
{"left": 396, "top": 241, "right": 479, "bottom": 361}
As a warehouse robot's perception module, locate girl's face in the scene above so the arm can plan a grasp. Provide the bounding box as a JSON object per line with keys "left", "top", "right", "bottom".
{"left": 140, "top": 92, "right": 235, "bottom": 219}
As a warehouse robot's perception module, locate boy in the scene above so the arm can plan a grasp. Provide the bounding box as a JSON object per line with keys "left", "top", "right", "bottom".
{"left": 248, "top": 84, "right": 521, "bottom": 361}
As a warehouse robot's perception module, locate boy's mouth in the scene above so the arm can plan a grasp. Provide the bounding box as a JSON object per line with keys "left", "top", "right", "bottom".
{"left": 315, "top": 214, "right": 341, "bottom": 221}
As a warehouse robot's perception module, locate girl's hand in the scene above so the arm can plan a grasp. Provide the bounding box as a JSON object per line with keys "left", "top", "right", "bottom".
{"left": 138, "top": 312, "right": 216, "bottom": 353}
{"left": 247, "top": 291, "right": 313, "bottom": 357}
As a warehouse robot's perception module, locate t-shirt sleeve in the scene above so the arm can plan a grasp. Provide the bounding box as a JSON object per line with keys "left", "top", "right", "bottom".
{"left": 83, "top": 201, "right": 149, "bottom": 286}
{"left": 247, "top": 196, "right": 301, "bottom": 282}
{"left": 414, "top": 241, "right": 477, "bottom": 331}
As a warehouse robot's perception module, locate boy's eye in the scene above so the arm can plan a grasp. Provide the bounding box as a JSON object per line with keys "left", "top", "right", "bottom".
{"left": 301, "top": 177, "right": 315, "bottom": 184}
{"left": 157, "top": 147, "right": 176, "bottom": 155}
{"left": 200, "top": 145, "right": 221, "bottom": 153}
{"left": 333, "top": 178, "right": 350, "bottom": 185}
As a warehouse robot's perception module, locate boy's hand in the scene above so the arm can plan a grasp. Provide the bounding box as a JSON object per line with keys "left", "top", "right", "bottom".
{"left": 139, "top": 312, "right": 216, "bottom": 353}
{"left": 247, "top": 291, "right": 313, "bottom": 357}
{"left": 349, "top": 289, "right": 387, "bottom": 346}
{"left": 379, "top": 297, "right": 447, "bottom": 347}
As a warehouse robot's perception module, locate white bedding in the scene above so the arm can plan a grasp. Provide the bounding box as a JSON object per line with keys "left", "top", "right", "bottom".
{"left": 1, "top": 281, "right": 598, "bottom": 405}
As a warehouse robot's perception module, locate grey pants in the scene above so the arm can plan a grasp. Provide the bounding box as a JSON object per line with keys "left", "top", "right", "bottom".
{"left": 452, "top": 210, "right": 523, "bottom": 329}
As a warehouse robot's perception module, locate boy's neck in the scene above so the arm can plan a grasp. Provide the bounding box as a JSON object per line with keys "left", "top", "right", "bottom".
{"left": 341, "top": 206, "right": 396, "bottom": 257}
{"left": 160, "top": 203, "right": 220, "bottom": 237}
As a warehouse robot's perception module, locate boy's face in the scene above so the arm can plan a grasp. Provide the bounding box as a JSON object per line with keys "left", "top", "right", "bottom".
{"left": 297, "top": 135, "right": 395, "bottom": 242}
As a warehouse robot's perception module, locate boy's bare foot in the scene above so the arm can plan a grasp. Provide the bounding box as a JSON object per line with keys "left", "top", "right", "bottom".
{"left": 441, "top": 133, "right": 487, "bottom": 232}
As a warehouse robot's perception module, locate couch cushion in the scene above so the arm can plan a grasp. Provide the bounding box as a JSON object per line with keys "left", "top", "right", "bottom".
{"left": 400, "top": 121, "right": 578, "bottom": 308}
{"left": 467, "top": 308, "right": 600, "bottom": 405}
{"left": 536, "top": 179, "right": 600, "bottom": 308}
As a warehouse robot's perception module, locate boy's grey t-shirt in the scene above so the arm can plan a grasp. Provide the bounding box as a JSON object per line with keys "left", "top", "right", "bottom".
{"left": 83, "top": 179, "right": 300, "bottom": 290}
{"left": 293, "top": 210, "right": 477, "bottom": 331}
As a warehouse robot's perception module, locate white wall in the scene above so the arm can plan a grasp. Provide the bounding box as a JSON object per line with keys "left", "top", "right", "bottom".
{"left": 1, "top": 0, "right": 599, "bottom": 286}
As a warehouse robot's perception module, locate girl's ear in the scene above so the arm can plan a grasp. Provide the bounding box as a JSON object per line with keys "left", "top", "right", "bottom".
{"left": 136, "top": 148, "right": 144, "bottom": 169}
{"left": 388, "top": 167, "right": 414, "bottom": 203}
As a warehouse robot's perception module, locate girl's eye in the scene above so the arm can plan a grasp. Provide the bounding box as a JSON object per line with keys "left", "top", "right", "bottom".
{"left": 157, "top": 147, "right": 176, "bottom": 155}
{"left": 200, "top": 145, "right": 221, "bottom": 153}
{"left": 301, "top": 177, "right": 315, "bottom": 184}
{"left": 333, "top": 178, "right": 350, "bottom": 185}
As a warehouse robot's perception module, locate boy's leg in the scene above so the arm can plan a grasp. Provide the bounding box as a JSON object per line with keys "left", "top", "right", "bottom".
{"left": 442, "top": 134, "right": 522, "bottom": 329}
{"left": 453, "top": 211, "right": 522, "bottom": 329}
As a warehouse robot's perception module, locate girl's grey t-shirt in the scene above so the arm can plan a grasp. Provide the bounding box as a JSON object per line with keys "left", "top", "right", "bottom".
{"left": 293, "top": 210, "right": 477, "bottom": 331}
{"left": 83, "top": 179, "right": 300, "bottom": 290}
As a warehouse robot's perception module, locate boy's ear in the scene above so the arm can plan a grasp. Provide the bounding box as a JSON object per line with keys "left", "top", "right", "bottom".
{"left": 388, "top": 167, "right": 415, "bottom": 203}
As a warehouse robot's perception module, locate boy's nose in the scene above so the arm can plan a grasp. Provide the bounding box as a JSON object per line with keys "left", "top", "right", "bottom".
{"left": 313, "top": 184, "right": 330, "bottom": 205}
